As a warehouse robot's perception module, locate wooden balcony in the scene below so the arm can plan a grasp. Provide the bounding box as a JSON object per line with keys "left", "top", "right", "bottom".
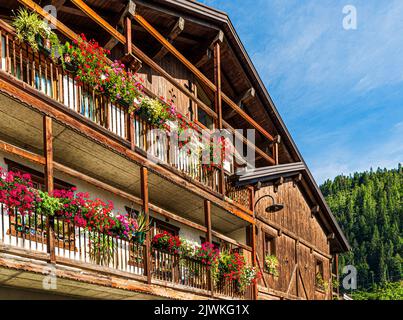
{"left": 0, "top": 19, "right": 255, "bottom": 213}
{"left": 0, "top": 204, "right": 253, "bottom": 299}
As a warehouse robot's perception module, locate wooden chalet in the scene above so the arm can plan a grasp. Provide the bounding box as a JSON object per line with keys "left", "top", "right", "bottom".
{"left": 0, "top": 0, "right": 349, "bottom": 300}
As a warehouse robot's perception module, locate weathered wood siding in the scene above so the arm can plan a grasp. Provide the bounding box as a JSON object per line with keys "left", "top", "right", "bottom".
{"left": 138, "top": 55, "right": 194, "bottom": 116}
{"left": 255, "top": 180, "right": 332, "bottom": 300}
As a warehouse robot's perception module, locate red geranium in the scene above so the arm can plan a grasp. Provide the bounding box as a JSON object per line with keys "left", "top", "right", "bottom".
{"left": 152, "top": 231, "right": 181, "bottom": 254}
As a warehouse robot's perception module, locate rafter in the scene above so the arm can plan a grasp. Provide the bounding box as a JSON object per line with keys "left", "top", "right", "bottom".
{"left": 153, "top": 17, "right": 185, "bottom": 61}
{"left": 195, "top": 30, "right": 224, "bottom": 68}
{"left": 104, "top": 0, "right": 136, "bottom": 51}
{"left": 225, "top": 87, "right": 255, "bottom": 120}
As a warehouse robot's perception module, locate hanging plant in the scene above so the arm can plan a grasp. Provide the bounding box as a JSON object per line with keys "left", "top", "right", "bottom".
{"left": 136, "top": 97, "right": 177, "bottom": 128}
{"left": 13, "top": 8, "right": 62, "bottom": 61}
{"left": 152, "top": 231, "right": 181, "bottom": 254}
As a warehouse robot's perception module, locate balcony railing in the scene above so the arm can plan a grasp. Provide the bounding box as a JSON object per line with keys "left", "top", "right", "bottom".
{"left": 0, "top": 20, "right": 253, "bottom": 211}
{"left": 0, "top": 204, "right": 253, "bottom": 299}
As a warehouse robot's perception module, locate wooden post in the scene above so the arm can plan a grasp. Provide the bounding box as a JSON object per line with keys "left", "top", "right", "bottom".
{"left": 335, "top": 253, "right": 339, "bottom": 296}
{"left": 251, "top": 224, "right": 258, "bottom": 300}
{"left": 125, "top": 16, "right": 132, "bottom": 55}
{"left": 141, "top": 166, "right": 151, "bottom": 284}
{"left": 43, "top": 116, "right": 55, "bottom": 263}
{"left": 274, "top": 135, "right": 280, "bottom": 165}
{"left": 204, "top": 200, "right": 213, "bottom": 296}
{"left": 213, "top": 42, "right": 225, "bottom": 196}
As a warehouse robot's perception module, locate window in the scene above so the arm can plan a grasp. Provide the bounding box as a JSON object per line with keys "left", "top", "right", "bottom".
{"left": 5, "top": 159, "right": 74, "bottom": 191}
{"left": 195, "top": 82, "right": 214, "bottom": 129}
{"left": 264, "top": 233, "right": 276, "bottom": 257}
{"left": 315, "top": 259, "right": 325, "bottom": 290}
{"left": 152, "top": 218, "right": 180, "bottom": 236}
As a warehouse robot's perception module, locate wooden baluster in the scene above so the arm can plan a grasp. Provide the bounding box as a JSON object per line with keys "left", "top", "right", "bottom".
{"left": 19, "top": 46, "right": 23, "bottom": 81}
{"left": 5, "top": 35, "right": 9, "bottom": 73}
{"left": 0, "top": 31, "right": 3, "bottom": 71}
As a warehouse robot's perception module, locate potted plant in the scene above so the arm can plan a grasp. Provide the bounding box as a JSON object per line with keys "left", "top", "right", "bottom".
{"left": 13, "top": 8, "right": 62, "bottom": 61}
{"left": 133, "top": 211, "right": 151, "bottom": 245}
{"left": 264, "top": 254, "right": 279, "bottom": 276}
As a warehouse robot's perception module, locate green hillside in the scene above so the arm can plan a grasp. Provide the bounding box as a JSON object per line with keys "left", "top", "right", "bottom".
{"left": 320, "top": 164, "right": 402, "bottom": 294}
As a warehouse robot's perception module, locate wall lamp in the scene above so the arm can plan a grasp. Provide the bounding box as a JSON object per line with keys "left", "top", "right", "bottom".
{"left": 254, "top": 194, "right": 284, "bottom": 213}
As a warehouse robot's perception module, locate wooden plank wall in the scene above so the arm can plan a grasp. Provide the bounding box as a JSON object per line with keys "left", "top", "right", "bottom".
{"left": 255, "top": 180, "right": 332, "bottom": 300}
{"left": 137, "top": 55, "right": 195, "bottom": 116}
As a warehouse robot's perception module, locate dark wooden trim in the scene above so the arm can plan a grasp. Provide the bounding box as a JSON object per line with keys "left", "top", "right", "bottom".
{"left": 213, "top": 41, "right": 225, "bottom": 195}
{"left": 204, "top": 199, "right": 213, "bottom": 296}
{"left": 141, "top": 166, "right": 152, "bottom": 284}
{"left": 251, "top": 224, "right": 258, "bottom": 300}
{"left": 43, "top": 115, "right": 55, "bottom": 263}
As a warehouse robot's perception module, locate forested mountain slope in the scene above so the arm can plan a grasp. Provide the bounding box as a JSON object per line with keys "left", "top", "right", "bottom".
{"left": 321, "top": 164, "right": 402, "bottom": 289}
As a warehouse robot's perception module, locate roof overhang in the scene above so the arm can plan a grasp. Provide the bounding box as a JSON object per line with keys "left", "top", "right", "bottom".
{"left": 235, "top": 163, "right": 351, "bottom": 253}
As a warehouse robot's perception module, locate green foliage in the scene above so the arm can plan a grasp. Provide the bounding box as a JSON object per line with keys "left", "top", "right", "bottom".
{"left": 135, "top": 210, "right": 151, "bottom": 234}
{"left": 264, "top": 254, "right": 279, "bottom": 276}
{"left": 352, "top": 281, "right": 403, "bottom": 300}
{"left": 321, "top": 165, "right": 403, "bottom": 291}
{"left": 137, "top": 97, "right": 176, "bottom": 128}
{"left": 35, "top": 191, "right": 61, "bottom": 217}
{"left": 13, "top": 8, "right": 62, "bottom": 60}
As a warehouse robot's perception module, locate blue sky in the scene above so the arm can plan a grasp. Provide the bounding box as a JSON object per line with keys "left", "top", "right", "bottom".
{"left": 198, "top": 0, "right": 403, "bottom": 183}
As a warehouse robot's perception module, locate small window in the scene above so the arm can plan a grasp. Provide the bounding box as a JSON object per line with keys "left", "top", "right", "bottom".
{"left": 315, "top": 259, "right": 325, "bottom": 289}
{"left": 196, "top": 82, "right": 214, "bottom": 129}
{"left": 5, "top": 159, "right": 74, "bottom": 191}
{"left": 264, "top": 233, "right": 276, "bottom": 257}
{"left": 153, "top": 218, "right": 180, "bottom": 236}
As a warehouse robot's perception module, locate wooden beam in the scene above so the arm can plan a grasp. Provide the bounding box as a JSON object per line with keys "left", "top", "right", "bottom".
{"left": 52, "top": 0, "right": 66, "bottom": 10}
{"left": 133, "top": 13, "right": 216, "bottom": 92}
{"left": 104, "top": 1, "right": 136, "bottom": 51}
{"left": 140, "top": 166, "right": 151, "bottom": 284}
{"left": 225, "top": 87, "right": 255, "bottom": 120}
{"left": 58, "top": 6, "right": 87, "bottom": 17}
{"left": 204, "top": 200, "right": 213, "bottom": 295}
{"left": 153, "top": 17, "right": 185, "bottom": 61}
{"left": 251, "top": 224, "right": 258, "bottom": 300}
{"left": 0, "top": 140, "right": 45, "bottom": 166}
{"left": 213, "top": 41, "right": 225, "bottom": 195}
{"left": 43, "top": 116, "right": 55, "bottom": 263}
{"left": 195, "top": 30, "right": 224, "bottom": 68}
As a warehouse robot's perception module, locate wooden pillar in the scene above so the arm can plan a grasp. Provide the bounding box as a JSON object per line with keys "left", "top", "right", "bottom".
{"left": 128, "top": 112, "right": 135, "bottom": 150}
{"left": 335, "top": 253, "right": 339, "bottom": 296}
{"left": 141, "top": 166, "right": 151, "bottom": 284}
{"left": 213, "top": 42, "right": 225, "bottom": 196}
{"left": 43, "top": 116, "right": 55, "bottom": 263}
{"left": 251, "top": 224, "right": 258, "bottom": 300}
{"left": 273, "top": 135, "right": 280, "bottom": 165}
{"left": 125, "top": 16, "right": 132, "bottom": 55}
{"left": 204, "top": 200, "right": 213, "bottom": 296}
